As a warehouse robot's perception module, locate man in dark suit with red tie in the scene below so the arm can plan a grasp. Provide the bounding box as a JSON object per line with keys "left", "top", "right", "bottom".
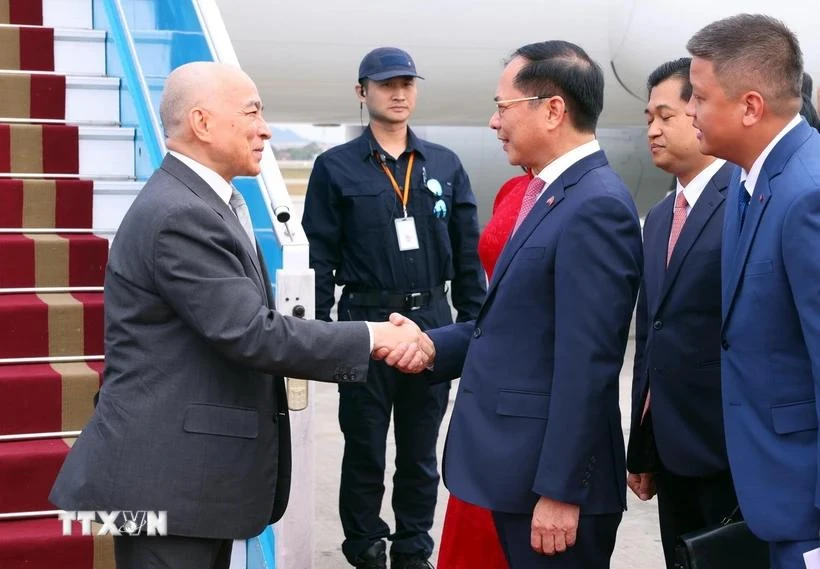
{"left": 626, "top": 58, "right": 738, "bottom": 569}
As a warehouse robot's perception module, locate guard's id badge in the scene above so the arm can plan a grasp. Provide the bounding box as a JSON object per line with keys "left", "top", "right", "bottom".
{"left": 395, "top": 217, "right": 420, "bottom": 251}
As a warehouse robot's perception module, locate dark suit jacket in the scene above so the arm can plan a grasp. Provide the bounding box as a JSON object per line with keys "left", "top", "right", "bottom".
{"left": 627, "top": 162, "right": 733, "bottom": 477}
{"left": 428, "top": 151, "right": 642, "bottom": 515}
{"left": 721, "top": 120, "right": 820, "bottom": 542}
{"left": 49, "top": 154, "right": 370, "bottom": 539}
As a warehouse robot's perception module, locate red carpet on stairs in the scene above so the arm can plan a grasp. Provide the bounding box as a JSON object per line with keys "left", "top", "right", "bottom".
{"left": 0, "top": 179, "right": 94, "bottom": 229}
{"left": 0, "top": 438, "right": 73, "bottom": 512}
{"left": 0, "top": 25, "right": 54, "bottom": 71}
{"left": 0, "top": 1, "right": 44, "bottom": 26}
{"left": 0, "top": 72, "right": 66, "bottom": 120}
{"left": 0, "top": 362, "right": 103, "bottom": 435}
{"left": 0, "top": 293, "right": 104, "bottom": 358}
{"left": 0, "top": 124, "right": 79, "bottom": 174}
{"left": 0, "top": 4, "right": 116, "bottom": 567}
{"left": 0, "top": 233, "right": 108, "bottom": 287}
{"left": 0, "top": 518, "right": 114, "bottom": 569}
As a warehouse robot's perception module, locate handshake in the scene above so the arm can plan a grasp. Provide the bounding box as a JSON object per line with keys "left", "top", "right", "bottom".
{"left": 369, "top": 313, "right": 434, "bottom": 374}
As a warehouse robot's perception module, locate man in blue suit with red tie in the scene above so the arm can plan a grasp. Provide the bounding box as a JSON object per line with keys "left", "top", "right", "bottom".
{"left": 687, "top": 14, "right": 820, "bottom": 569}
{"left": 389, "top": 41, "right": 642, "bottom": 568}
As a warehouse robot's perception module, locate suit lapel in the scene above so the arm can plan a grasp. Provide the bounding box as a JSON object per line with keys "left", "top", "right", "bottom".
{"left": 160, "top": 155, "right": 265, "bottom": 286}
{"left": 659, "top": 165, "right": 729, "bottom": 305}
{"left": 482, "top": 151, "right": 607, "bottom": 313}
{"left": 722, "top": 175, "right": 772, "bottom": 322}
{"left": 723, "top": 121, "right": 813, "bottom": 325}
{"left": 646, "top": 195, "right": 674, "bottom": 316}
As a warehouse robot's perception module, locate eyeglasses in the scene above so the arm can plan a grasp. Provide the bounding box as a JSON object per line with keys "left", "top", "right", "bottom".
{"left": 495, "top": 95, "right": 549, "bottom": 116}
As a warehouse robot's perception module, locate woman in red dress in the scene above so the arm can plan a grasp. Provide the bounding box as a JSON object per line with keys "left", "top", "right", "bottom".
{"left": 436, "top": 172, "right": 531, "bottom": 569}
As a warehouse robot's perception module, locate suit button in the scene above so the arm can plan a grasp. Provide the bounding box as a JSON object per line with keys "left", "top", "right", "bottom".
{"left": 473, "top": 327, "right": 482, "bottom": 338}
{"left": 653, "top": 320, "right": 663, "bottom": 330}
{"left": 721, "top": 339, "right": 729, "bottom": 350}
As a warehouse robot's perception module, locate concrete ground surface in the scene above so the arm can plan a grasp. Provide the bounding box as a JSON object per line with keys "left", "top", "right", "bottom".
{"left": 313, "top": 338, "right": 665, "bottom": 569}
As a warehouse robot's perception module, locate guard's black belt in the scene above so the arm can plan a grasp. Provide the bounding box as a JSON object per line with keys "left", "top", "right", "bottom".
{"left": 345, "top": 285, "right": 447, "bottom": 311}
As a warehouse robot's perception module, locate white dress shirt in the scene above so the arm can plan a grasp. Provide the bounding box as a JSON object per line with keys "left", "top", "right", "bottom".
{"left": 535, "top": 139, "right": 601, "bottom": 200}
{"left": 741, "top": 114, "right": 802, "bottom": 196}
{"left": 675, "top": 158, "right": 727, "bottom": 216}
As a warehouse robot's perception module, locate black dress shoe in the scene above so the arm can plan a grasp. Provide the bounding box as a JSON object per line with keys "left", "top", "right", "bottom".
{"left": 355, "top": 540, "right": 387, "bottom": 569}
{"left": 390, "top": 552, "right": 434, "bottom": 569}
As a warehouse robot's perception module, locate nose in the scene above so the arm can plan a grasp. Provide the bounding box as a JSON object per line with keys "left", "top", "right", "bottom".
{"left": 647, "top": 118, "right": 661, "bottom": 138}
{"left": 260, "top": 118, "right": 272, "bottom": 140}
{"left": 684, "top": 97, "right": 695, "bottom": 118}
{"left": 489, "top": 110, "right": 500, "bottom": 130}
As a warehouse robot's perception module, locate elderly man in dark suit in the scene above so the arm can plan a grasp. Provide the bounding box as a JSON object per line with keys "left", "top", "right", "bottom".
{"left": 48, "top": 61, "right": 429, "bottom": 569}
{"left": 626, "top": 57, "right": 737, "bottom": 569}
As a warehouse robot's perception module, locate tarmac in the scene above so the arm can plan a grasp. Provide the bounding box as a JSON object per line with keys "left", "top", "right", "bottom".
{"left": 312, "top": 336, "right": 666, "bottom": 569}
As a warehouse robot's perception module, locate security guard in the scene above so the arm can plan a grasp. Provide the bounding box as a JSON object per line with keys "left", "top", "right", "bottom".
{"left": 302, "top": 47, "right": 485, "bottom": 569}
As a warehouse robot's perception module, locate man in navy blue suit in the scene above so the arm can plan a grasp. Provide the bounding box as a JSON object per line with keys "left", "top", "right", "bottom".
{"left": 626, "top": 57, "right": 737, "bottom": 569}
{"left": 388, "top": 41, "right": 642, "bottom": 568}
{"left": 687, "top": 14, "right": 820, "bottom": 569}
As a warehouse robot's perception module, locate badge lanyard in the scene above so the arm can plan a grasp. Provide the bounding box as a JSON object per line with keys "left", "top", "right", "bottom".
{"left": 379, "top": 151, "right": 415, "bottom": 218}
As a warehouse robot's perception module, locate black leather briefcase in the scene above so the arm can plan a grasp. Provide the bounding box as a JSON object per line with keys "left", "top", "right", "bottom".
{"left": 674, "top": 507, "right": 768, "bottom": 569}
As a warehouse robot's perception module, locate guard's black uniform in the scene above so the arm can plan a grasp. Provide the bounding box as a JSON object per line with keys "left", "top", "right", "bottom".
{"left": 303, "top": 126, "right": 485, "bottom": 564}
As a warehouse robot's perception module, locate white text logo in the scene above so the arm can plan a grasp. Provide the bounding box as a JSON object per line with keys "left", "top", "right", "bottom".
{"left": 59, "top": 511, "right": 168, "bottom": 536}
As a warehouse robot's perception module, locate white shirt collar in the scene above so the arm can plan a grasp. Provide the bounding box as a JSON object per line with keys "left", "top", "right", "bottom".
{"left": 535, "top": 139, "right": 601, "bottom": 198}
{"left": 169, "top": 150, "right": 233, "bottom": 205}
{"left": 741, "top": 114, "right": 802, "bottom": 196}
{"left": 675, "top": 158, "right": 726, "bottom": 215}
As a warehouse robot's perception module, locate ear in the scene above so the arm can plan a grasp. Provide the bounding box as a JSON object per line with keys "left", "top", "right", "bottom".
{"left": 189, "top": 107, "right": 212, "bottom": 142}
{"left": 544, "top": 95, "right": 568, "bottom": 129}
{"left": 740, "top": 91, "right": 765, "bottom": 127}
{"left": 355, "top": 83, "right": 366, "bottom": 101}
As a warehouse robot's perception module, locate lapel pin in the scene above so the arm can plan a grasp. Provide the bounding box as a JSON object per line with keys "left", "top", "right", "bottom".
{"left": 758, "top": 194, "right": 763, "bottom": 202}
{"left": 546, "top": 196, "right": 555, "bottom": 207}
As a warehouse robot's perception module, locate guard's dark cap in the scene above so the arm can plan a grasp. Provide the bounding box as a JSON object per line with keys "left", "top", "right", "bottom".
{"left": 358, "top": 47, "right": 424, "bottom": 82}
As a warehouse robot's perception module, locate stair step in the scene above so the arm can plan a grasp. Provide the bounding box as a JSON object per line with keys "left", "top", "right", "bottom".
{"left": 43, "top": 0, "right": 93, "bottom": 30}
{"left": 92, "top": 180, "right": 144, "bottom": 235}
{"left": 0, "top": 438, "right": 72, "bottom": 513}
{"left": 0, "top": 233, "right": 108, "bottom": 288}
{"left": 1, "top": 0, "right": 93, "bottom": 29}
{"left": 54, "top": 28, "right": 105, "bottom": 76}
{"left": 0, "top": 25, "right": 105, "bottom": 75}
{"left": 0, "top": 517, "right": 114, "bottom": 569}
{"left": 0, "top": 292, "right": 103, "bottom": 359}
{"left": 77, "top": 126, "right": 135, "bottom": 179}
{"left": 0, "top": 124, "right": 135, "bottom": 178}
{"left": 0, "top": 362, "right": 102, "bottom": 436}
{"left": 0, "top": 179, "right": 94, "bottom": 230}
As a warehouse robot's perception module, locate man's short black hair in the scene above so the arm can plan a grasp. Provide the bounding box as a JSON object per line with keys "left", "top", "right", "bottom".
{"left": 510, "top": 41, "right": 604, "bottom": 133}
{"left": 647, "top": 58, "right": 692, "bottom": 102}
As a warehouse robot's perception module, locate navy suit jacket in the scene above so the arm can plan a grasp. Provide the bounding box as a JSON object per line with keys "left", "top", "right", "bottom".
{"left": 721, "top": 119, "right": 820, "bottom": 542}
{"left": 428, "top": 151, "right": 642, "bottom": 515}
{"left": 627, "top": 162, "right": 732, "bottom": 477}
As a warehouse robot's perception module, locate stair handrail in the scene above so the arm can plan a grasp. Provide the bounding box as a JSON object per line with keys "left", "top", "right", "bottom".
{"left": 101, "top": 0, "right": 166, "bottom": 167}
{"left": 191, "top": 0, "right": 309, "bottom": 253}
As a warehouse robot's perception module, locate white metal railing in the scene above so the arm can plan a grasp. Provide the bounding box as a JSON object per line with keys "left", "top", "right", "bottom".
{"left": 0, "top": 510, "right": 63, "bottom": 521}
{"left": 193, "top": 0, "right": 309, "bottom": 260}
{"left": 0, "top": 431, "right": 81, "bottom": 442}
{"left": 0, "top": 355, "right": 104, "bottom": 365}
{"left": 0, "top": 287, "right": 104, "bottom": 294}
{"left": 0, "top": 228, "right": 115, "bottom": 234}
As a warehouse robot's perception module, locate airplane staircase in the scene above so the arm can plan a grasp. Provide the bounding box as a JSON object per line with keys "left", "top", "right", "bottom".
{"left": 0, "top": 1, "right": 311, "bottom": 568}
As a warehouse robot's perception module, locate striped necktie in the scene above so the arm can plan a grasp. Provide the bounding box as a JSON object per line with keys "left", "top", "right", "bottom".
{"left": 229, "top": 188, "right": 257, "bottom": 254}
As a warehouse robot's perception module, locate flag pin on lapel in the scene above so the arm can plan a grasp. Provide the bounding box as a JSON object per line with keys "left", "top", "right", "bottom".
{"left": 758, "top": 194, "right": 763, "bottom": 202}
{"left": 546, "top": 196, "right": 555, "bottom": 207}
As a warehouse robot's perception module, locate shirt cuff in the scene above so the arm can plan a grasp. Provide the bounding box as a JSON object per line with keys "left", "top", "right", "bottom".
{"left": 365, "top": 322, "right": 374, "bottom": 353}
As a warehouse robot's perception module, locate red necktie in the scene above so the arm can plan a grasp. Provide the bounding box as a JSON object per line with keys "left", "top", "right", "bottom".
{"left": 666, "top": 192, "right": 688, "bottom": 267}
{"left": 512, "top": 176, "right": 547, "bottom": 235}
{"left": 642, "top": 191, "right": 689, "bottom": 423}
